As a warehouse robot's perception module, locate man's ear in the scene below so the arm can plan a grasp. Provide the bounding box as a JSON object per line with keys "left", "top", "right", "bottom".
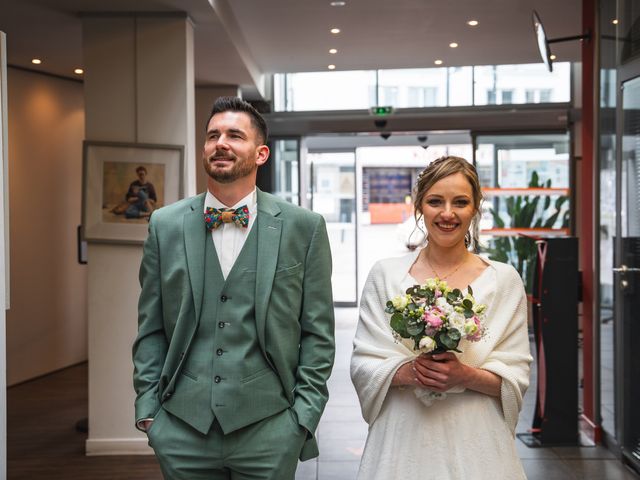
{"left": 255, "top": 144, "right": 270, "bottom": 167}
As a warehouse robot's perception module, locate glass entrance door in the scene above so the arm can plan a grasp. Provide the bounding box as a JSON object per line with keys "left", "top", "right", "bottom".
{"left": 615, "top": 71, "right": 640, "bottom": 471}
{"left": 270, "top": 139, "right": 300, "bottom": 205}
{"left": 307, "top": 151, "right": 357, "bottom": 306}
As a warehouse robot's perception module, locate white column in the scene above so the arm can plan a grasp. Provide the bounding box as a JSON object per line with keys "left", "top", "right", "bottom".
{"left": 82, "top": 13, "right": 196, "bottom": 455}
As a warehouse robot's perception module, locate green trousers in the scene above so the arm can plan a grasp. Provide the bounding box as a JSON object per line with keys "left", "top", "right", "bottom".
{"left": 147, "top": 407, "right": 307, "bottom": 480}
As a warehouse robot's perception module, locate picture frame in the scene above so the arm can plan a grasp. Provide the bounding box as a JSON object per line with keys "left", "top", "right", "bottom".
{"left": 82, "top": 141, "right": 183, "bottom": 244}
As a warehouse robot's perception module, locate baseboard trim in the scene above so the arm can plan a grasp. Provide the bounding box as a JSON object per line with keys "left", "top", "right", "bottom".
{"left": 85, "top": 437, "right": 154, "bottom": 456}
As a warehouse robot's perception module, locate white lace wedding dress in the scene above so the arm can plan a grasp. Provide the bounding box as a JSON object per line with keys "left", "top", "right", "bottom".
{"left": 350, "top": 252, "right": 532, "bottom": 479}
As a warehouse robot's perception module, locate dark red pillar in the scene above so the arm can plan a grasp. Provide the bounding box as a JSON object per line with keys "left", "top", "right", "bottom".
{"left": 579, "top": 0, "right": 602, "bottom": 444}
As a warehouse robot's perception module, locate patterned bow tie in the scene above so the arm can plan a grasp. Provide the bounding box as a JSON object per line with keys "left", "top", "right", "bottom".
{"left": 204, "top": 205, "right": 250, "bottom": 230}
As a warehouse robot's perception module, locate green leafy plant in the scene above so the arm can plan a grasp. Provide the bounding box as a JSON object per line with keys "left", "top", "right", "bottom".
{"left": 482, "top": 171, "right": 570, "bottom": 293}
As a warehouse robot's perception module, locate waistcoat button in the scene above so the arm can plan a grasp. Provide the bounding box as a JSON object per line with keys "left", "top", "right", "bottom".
{"left": 216, "top": 348, "right": 223, "bottom": 356}
{"left": 218, "top": 322, "right": 225, "bottom": 328}
{"left": 220, "top": 295, "right": 228, "bottom": 302}
{"left": 214, "top": 376, "right": 221, "bottom": 383}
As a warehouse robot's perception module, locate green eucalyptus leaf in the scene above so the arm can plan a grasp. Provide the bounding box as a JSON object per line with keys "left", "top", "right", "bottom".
{"left": 448, "top": 328, "right": 461, "bottom": 341}
{"left": 440, "top": 334, "right": 458, "bottom": 350}
{"left": 390, "top": 313, "right": 409, "bottom": 338}
{"left": 462, "top": 299, "right": 473, "bottom": 309}
{"left": 406, "top": 322, "right": 424, "bottom": 336}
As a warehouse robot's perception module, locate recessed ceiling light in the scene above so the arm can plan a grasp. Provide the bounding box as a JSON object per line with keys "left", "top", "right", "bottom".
{"left": 612, "top": 19, "right": 619, "bottom": 25}
{"left": 74, "top": 68, "right": 84, "bottom": 75}
{"left": 330, "top": 1, "right": 346, "bottom": 6}
{"left": 550, "top": 54, "right": 557, "bottom": 60}
{"left": 467, "top": 20, "right": 479, "bottom": 26}
{"left": 329, "top": 48, "right": 338, "bottom": 54}
{"left": 31, "top": 58, "right": 42, "bottom": 65}
{"left": 328, "top": 64, "right": 336, "bottom": 70}
{"left": 330, "top": 28, "right": 341, "bottom": 34}
{"left": 434, "top": 59, "right": 443, "bottom": 65}
{"left": 449, "top": 42, "right": 459, "bottom": 48}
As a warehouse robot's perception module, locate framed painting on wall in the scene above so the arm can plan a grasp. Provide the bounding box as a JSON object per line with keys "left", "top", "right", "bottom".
{"left": 82, "top": 141, "right": 183, "bottom": 244}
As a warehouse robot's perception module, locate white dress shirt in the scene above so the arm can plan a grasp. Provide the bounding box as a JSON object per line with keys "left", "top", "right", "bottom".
{"left": 204, "top": 188, "right": 258, "bottom": 279}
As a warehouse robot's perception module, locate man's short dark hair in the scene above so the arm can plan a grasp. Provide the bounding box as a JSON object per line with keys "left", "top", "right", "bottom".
{"left": 136, "top": 166, "right": 147, "bottom": 174}
{"left": 206, "top": 96, "right": 268, "bottom": 145}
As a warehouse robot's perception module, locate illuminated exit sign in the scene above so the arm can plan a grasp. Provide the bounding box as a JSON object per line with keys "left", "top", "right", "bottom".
{"left": 370, "top": 106, "right": 394, "bottom": 116}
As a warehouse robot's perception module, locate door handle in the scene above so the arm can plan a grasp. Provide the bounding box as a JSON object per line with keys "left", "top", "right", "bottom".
{"left": 613, "top": 265, "right": 640, "bottom": 272}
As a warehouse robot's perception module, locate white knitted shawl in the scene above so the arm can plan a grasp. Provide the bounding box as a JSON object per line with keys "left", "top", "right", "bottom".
{"left": 350, "top": 252, "right": 533, "bottom": 435}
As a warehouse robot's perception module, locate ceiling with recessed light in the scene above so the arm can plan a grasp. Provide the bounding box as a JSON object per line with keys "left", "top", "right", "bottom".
{"left": 0, "top": 0, "right": 582, "bottom": 98}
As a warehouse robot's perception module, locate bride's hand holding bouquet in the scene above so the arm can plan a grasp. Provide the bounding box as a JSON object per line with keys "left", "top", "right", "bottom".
{"left": 387, "top": 277, "right": 487, "bottom": 404}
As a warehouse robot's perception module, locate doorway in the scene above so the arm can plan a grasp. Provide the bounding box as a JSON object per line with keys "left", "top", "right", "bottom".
{"left": 613, "top": 61, "right": 640, "bottom": 472}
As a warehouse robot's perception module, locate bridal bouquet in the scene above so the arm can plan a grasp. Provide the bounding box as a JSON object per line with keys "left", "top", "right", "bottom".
{"left": 386, "top": 278, "right": 488, "bottom": 405}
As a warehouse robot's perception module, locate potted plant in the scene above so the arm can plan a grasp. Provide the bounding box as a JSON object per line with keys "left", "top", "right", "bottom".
{"left": 482, "top": 171, "right": 569, "bottom": 293}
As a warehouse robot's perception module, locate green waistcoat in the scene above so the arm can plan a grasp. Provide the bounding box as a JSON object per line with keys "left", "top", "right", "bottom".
{"left": 162, "top": 227, "right": 289, "bottom": 434}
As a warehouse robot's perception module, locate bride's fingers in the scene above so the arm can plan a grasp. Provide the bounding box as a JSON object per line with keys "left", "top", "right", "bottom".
{"left": 419, "top": 376, "right": 447, "bottom": 391}
{"left": 414, "top": 363, "right": 448, "bottom": 383}
{"left": 430, "top": 352, "right": 456, "bottom": 362}
{"left": 417, "top": 358, "right": 450, "bottom": 375}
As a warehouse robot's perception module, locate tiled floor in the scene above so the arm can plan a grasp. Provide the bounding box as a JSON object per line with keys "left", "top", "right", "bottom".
{"left": 7, "top": 306, "right": 638, "bottom": 479}
{"left": 295, "top": 308, "right": 640, "bottom": 480}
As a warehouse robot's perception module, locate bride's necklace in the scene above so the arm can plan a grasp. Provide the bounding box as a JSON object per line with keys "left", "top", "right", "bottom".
{"left": 423, "top": 250, "right": 467, "bottom": 280}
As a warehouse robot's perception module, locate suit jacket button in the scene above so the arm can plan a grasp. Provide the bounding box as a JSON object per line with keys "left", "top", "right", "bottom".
{"left": 214, "top": 376, "right": 221, "bottom": 383}
{"left": 216, "top": 349, "right": 223, "bottom": 356}
{"left": 218, "top": 322, "right": 225, "bottom": 328}
{"left": 220, "top": 295, "right": 228, "bottom": 302}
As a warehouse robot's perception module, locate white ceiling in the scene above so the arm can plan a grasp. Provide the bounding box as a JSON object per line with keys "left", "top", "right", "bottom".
{"left": 0, "top": 0, "right": 583, "bottom": 98}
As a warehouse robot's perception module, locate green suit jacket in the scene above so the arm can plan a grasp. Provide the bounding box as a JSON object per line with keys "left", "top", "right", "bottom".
{"left": 133, "top": 189, "right": 335, "bottom": 461}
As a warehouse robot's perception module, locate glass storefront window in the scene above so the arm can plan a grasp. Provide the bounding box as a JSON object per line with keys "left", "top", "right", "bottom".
{"left": 376, "top": 67, "right": 473, "bottom": 107}
{"left": 274, "top": 63, "right": 571, "bottom": 112}
{"left": 474, "top": 63, "right": 571, "bottom": 105}
{"left": 281, "top": 70, "right": 376, "bottom": 111}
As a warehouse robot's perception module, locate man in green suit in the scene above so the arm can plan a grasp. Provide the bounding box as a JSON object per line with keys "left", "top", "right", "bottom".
{"left": 133, "top": 96, "right": 335, "bottom": 479}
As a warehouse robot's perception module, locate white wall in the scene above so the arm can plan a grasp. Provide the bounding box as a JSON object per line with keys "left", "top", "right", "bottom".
{"left": 5, "top": 67, "right": 87, "bottom": 386}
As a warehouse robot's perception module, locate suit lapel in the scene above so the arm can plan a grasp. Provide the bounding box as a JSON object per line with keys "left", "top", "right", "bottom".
{"left": 184, "top": 194, "right": 207, "bottom": 326}
{"left": 255, "top": 190, "right": 283, "bottom": 352}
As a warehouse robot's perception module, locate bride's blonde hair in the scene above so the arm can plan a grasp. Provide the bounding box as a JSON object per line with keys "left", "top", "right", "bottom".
{"left": 413, "top": 156, "right": 484, "bottom": 250}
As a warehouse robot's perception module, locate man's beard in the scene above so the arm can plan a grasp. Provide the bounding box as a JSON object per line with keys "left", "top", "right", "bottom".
{"left": 203, "top": 153, "right": 256, "bottom": 184}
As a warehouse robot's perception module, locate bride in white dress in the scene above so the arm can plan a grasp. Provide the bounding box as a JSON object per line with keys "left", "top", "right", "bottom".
{"left": 350, "top": 156, "right": 532, "bottom": 479}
